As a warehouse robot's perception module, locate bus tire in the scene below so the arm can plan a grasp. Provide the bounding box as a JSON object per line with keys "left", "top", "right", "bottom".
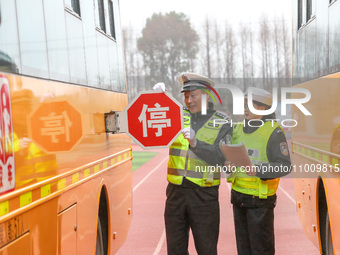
{"left": 96, "top": 219, "right": 104, "bottom": 255}
{"left": 325, "top": 213, "right": 334, "bottom": 255}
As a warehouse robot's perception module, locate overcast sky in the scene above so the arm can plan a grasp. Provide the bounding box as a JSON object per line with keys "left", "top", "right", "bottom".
{"left": 119, "top": 0, "right": 292, "bottom": 33}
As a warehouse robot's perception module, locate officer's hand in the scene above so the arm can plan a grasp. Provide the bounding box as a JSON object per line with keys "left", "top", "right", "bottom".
{"left": 182, "top": 127, "right": 197, "bottom": 147}
{"left": 224, "top": 161, "right": 236, "bottom": 174}
{"left": 19, "top": 137, "right": 31, "bottom": 149}
{"left": 152, "top": 82, "right": 167, "bottom": 92}
{"left": 245, "top": 165, "right": 257, "bottom": 176}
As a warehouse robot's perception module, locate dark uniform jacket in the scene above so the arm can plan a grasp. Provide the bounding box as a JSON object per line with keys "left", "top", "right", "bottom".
{"left": 181, "top": 103, "right": 232, "bottom": 188}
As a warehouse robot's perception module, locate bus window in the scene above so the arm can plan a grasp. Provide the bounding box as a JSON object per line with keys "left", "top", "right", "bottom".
{"left": 98, "top": 0, "right": 106, "bottom": 32}
{"left": 108, "top": 0, "right": 116, "bottom": 39}
{"left": 65, "top": 0, "right": 81, "bottom": 16}
{"left": 65, "top": 13, "right": 87, "bottom": 84}
{"left": 0, "top": 0, "right": 20, "bottom": 74}
{"left": 44, "top": 0, "right": 70, "bottom": 82}
{"left": 0, "top": 51, "right": 19, "bottom": 73}
{"left": 0, "top": 0, "right": 126, "bottom": 93}
{"left": 17, "top": 0, "right": 49, "bottom": 78}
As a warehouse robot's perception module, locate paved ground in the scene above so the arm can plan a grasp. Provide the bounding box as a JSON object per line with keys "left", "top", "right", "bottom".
{"left": 117, "top": 144, "right": 320, "bottom": 255}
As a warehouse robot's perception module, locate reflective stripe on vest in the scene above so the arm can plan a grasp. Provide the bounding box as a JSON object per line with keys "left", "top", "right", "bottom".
{"left": 168, "top": 168, "right": 221, "bottom": 179}
{"left": 167, "top": 110, "right": 227, "bottom": 187}
{"left": 227, "top": 121, "right": 281, "bottom": 198}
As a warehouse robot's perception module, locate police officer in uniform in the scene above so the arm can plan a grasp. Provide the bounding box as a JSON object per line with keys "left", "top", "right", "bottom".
{"left": 226, "top": 87, "right": 292, "bottom": 255}
{"left": 161, "top": 72, "right": 231, "bottom": 255}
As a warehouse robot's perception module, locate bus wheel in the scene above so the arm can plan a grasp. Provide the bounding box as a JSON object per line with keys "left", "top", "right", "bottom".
{"left": 325, "top": 213, "right": 334, "bottom": 255}
{"left": 96, "top": 219, "right": 104, "bottom": 255}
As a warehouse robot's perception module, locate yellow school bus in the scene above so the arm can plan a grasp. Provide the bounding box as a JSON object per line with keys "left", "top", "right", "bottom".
{"left": 0, "top": 0, "right": 132, "bottom": 254}
{"left": 292, "top": 0, "right": 340, "bottom": 254}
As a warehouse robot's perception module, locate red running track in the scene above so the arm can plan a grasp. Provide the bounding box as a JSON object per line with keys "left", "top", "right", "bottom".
{"left": 116, "top": 144, "right": 320, "bottom": 255}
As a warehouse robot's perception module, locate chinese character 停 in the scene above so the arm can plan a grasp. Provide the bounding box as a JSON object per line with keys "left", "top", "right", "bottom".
{"left": 40, "top": 111, "right": 72, "bottom": 143}
{"left": 138, "top": 103, "right": 171, "bottom": 137}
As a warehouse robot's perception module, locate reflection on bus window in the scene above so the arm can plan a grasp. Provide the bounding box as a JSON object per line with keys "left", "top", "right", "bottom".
{"left": 108, "top": 0, "right": 116, "bottom": 39}
{"left": 0, "top": 0, "right": 21, "bottom": 74}
{"left": 0, "top": 51, "right": 18, "bottom": 73}
{"left": 0, "top": 0, "right": 126, "bottom": 93}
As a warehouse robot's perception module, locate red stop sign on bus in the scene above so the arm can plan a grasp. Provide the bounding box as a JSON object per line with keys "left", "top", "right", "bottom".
{"left": 126, "top": 91, "right": 183, "bottom": 149}
{"left": 29, "top": 100, "right": 83, "bottom": 152}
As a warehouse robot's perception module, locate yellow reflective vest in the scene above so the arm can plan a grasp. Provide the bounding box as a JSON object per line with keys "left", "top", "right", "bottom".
{"left": 227, "top": 121, "right": 281, "bottom": 198}
{"left": 167, "top": 109, "right": 227, "bottom": 187}
{"left": 14, "top": 133, "right": 57, "bottom": 187}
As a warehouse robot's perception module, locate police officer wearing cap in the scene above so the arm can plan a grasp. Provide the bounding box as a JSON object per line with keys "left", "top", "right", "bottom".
{"left": 226, "top": 87, "right": 292, "bottom": 255}
{"left": 156, "top": 72, "right": 231, "bottom": 255}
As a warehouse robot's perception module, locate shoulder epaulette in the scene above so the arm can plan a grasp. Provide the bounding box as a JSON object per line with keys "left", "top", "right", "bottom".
{"left": 214, "top": 111, "right": 229, "bottom": 120}
{"left": 275, "top": 129, "right": 283, "bottom": 134}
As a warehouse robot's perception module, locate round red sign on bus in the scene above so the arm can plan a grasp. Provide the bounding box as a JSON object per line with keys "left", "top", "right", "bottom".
{"left": 126, "top": 91, "right": 183, "bottom": 149}
{"left": 29, "top": 100, "right": 83, "bottom": 152}
{"left": 0, "top": 76, "right": 15, "bottom": 194}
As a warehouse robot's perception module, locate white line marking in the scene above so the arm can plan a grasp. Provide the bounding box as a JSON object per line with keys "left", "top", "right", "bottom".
{"left": 153, "top": 229, "right": 166, "bottom": 255}
{"left": 133, "top": 157, "right": 168, "bottom": 192}
{"left": 278, "top": 185, "right": 296, "bottom": 205}
{"left": 133, "top": 156, "right": 168, "bottom": 254}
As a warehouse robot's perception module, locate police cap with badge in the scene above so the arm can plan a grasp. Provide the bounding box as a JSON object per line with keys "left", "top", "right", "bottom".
{"left": 178, "top": 72, "right": 215, "bottom": 93}
{"left": 244, "top": 87, "right": 273, "bottom": 106}
{"left": 245, "top": 87, "right": 290, "bottom": 157}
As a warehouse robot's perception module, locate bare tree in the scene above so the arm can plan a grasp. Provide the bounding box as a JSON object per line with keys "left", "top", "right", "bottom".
{"left": 138, "top": 12, "right": 199, "bottom": 100}
{"left": 273, "top": 18, "right": 282, "bottom": 87}
{"left": 239, "top": 23, "right": 254, "bottom": 89}
{"left": 202, "top": 17, "right": 212, "bottom": 77}
{"left": 248, "top": 25, "right": 255, "bottom": 84}
{"left": 213, "top": 20, "right": 223, "bottom": 78}
{"left": 281, "top": 16, "right": 291, "bottom": 79}
{"left": 258, "top": 15, "right": 273, "bottom": 89}
{"left": 123, "top": 25, "right": 136, "bottom": 99}
{"left": 239, "top": 23, "right": 247, "bottom": 88}
{"left": 223, "top": 22, "right": 237, "bottom": 83}
{"left": 128, "top": 12, "right": 291, "bottom": 97}
{"left": 123, "top": 25, "right": 147, "bottom": 101}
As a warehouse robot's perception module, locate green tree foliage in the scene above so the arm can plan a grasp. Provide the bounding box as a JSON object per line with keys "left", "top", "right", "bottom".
{"left": 138, "top": 12, "right": 198, "bottom": 95}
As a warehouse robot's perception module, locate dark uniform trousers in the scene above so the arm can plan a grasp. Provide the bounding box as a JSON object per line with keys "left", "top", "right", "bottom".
{"left": 231, "top": 189, "right": 276, "bottom": 255}
{"left": 164, "top": 178, "right": 220, "bottom": 255}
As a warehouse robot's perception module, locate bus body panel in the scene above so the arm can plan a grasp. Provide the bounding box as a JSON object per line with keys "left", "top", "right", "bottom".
{"left": 292, "top": 73, "right": 340, "bottom": 254}
{"left": 0, "top": 72, "right": 132, "bottom": 253}
{"left": 0, "top": 0, "right": 132, "bottom": 253}
{"left": 293, "top": 1, "right": 340, "bottom": 250}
